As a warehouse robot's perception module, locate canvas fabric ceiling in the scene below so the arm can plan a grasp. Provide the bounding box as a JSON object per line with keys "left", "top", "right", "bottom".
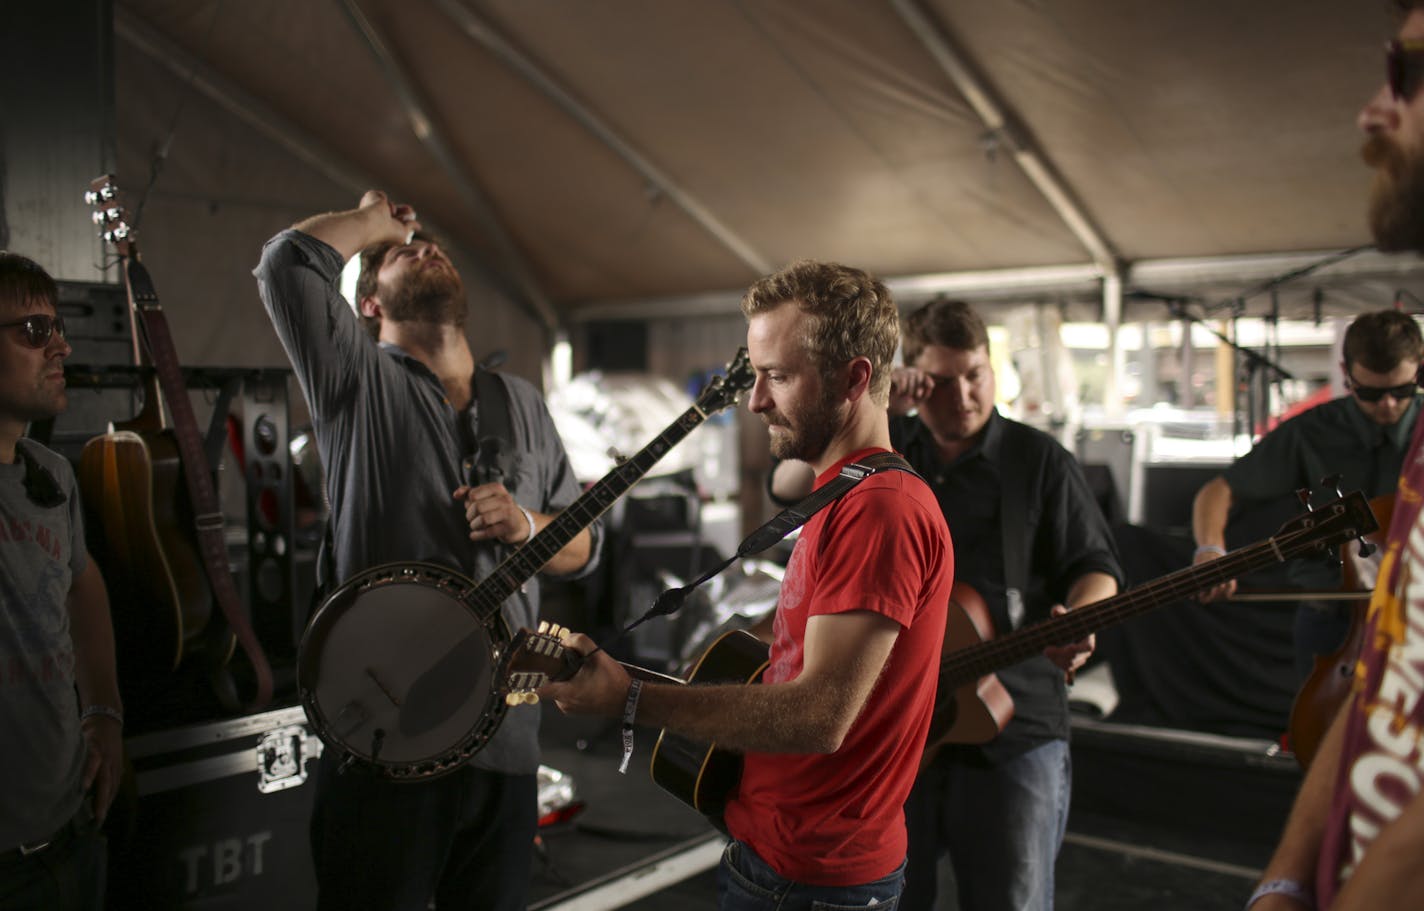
{"left": 114, "top": 0, "right": 1415, "bottom": 331}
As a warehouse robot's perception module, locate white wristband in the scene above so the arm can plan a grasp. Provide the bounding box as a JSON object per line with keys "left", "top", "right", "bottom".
{"left": 80, "top": 704, "right": 124, "bottom": 726}
{"left": 619, "top": 679, "right": 643, "bottom": 775}
{"left": 1245, "top": 878, "right": 1314, "bottom": 910}
{"left": 518, "top": 506, "right": 536, "bottom": 544}
{"left": 1194, "top": 544, "right": 1227, "bottom": 558}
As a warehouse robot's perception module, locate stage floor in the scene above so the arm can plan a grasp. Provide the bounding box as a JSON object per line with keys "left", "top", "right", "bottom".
{"left": 530, "top": 708, "right": 1300, "bottom": 911}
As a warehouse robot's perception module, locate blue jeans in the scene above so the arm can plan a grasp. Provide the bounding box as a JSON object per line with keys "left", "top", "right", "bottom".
{"left": 717, "top": 840, "right": 905, "bottom": 910}
{"left": 902, "top": 739, "right": 1071, "bottom": 911}
{"left": 0, "top": 803, "right": 106, "bottom": 911}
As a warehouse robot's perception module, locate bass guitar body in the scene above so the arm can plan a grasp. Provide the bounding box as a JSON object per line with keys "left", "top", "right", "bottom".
{"left": 1288, "top": 494, "right": 1393, "bottom": 768}
{"left": 79, "top": 409, "right": 217, "bottom": 674}
{"left": 921, "top": 582, "right": 1016, "bottom": 768}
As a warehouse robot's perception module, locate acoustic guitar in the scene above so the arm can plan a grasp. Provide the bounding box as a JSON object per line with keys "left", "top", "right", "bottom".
{"left": 78, "top": 178, "right": 223, "bottom": 674}
{"left": 505, "top": 490, "right": 1377, "bottom": 819}
{"left": 501, "top": 623, "right": 769, "bottom": 819}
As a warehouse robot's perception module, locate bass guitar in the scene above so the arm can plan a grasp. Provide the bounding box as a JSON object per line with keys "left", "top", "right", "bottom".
{"left": 297, "top": 349, "right": 755, "bottom": 781}
{"left": 920, "top": 489, "right": 1378, "bottom": 766}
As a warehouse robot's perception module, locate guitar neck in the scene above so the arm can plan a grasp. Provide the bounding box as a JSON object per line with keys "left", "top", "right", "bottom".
{"left": 462, "top": 403, "right": 713, "bottom": 618}
{"left": 939, "top": 519, "right": 1339, "bottom": 689}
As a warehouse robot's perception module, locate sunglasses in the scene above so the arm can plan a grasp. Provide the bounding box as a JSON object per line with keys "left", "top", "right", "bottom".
{"left": 1347, "top": 374, "right": 1418, "bottom": 403}
{"left": 1387, "top": 39, "right": 1424, "bottom": 102}
{"left": 0, "top": 314, "right": 66, "bottom": 349}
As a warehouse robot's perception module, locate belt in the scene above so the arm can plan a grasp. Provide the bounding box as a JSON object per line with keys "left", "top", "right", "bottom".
{"left": 0, "top": 813, "right": 83, "bottom": 864}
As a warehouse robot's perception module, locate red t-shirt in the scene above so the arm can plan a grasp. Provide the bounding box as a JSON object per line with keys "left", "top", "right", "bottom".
{"left": 1317, "top": 412, "right": 1424, "bottom": 904}
{"left": 722, "top": 447, "right": 952, "bottom": 886}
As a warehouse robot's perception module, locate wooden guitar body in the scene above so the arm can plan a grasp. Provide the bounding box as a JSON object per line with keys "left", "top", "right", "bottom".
{"left": 1288, "top": 494, "right": 1393, "bottom": 768}
{"left": 648, "top": 629, "right": 770, "bottom": 819}
{"left": 921, "top": 582, "right": 1016, "bottom": 768}
{"left": 79, "top": 427, "right": 209, "bottom": 672}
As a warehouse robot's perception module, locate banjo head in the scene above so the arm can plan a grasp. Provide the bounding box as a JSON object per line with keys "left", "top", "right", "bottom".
{"left": 298, "top": 562, "right": 512, "bottom": 780}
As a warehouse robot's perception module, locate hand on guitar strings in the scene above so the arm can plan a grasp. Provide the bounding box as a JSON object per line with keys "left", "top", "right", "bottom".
{"left": 537, "top": 630, "right": 633, "bottom": 719}
{"left": 1191, "top": 547, "right": 1237, "bottom": 603}
{"left": 453, "top": 482, "right": 537, "bottom": 546}
{"left": 1043, "top": 604, "right": 1095, "bottom": 686}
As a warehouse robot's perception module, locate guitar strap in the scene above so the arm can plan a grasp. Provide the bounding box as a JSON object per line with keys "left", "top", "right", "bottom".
{"left": 131, "top": 296, "right": 274, "bottom": 713}
{"left": 621, "top": 451, "right": 919, "bottom": 635}
{"left": 1000, "top": 425, "right": 1029, "bottom": 630}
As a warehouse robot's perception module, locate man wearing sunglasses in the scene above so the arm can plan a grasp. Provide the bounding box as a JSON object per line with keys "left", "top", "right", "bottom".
{"left": 0, "top": 252, "right": 123, "bottom": 910}
{"left": 1249, "top": 3, "right": 1424, "bottom": 909}
{"left": 1192, "top": 309, "right": 1422, "bottom": 683}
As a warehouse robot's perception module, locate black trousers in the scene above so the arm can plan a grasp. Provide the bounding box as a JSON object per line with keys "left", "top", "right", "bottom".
{"left": 310, "top": 752, "right": 537, "bottom": 911}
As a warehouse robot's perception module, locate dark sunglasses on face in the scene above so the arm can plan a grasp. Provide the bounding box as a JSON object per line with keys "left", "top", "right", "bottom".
{"left": 1348, "top": 374, "right": 1418, "bottom": 403}
{"left": 0, "top": 314, "right": 66, "bottom": 349}
{"left": 1387, "top": 39, "right": 1424, "bottom": 102}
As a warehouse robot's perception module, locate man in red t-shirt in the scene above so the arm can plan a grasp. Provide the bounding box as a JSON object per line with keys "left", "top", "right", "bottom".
{"left": 542, "top": 259, "right": 952, "bottom": 908}
{"left": 1248, "top": 3, "right": 1424, "bottom": 909}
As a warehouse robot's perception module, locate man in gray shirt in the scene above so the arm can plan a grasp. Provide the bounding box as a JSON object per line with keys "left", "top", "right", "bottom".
{"left": 255, "top": 191, "right": 602, "bottom": 911}
{"left": 0, "top": 252, "right": 123, "bottom": 911}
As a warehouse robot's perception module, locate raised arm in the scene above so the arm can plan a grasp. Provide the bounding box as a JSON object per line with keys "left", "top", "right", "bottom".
{"left": 293, "top": 190, "right": 420, "bottom": 263}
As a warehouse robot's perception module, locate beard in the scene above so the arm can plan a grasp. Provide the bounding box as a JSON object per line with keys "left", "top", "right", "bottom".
{"left": 380, "top": 263, "right": 467, "bottom": 327}
{"left": 764, "top": 384, "right": 844, "bottom": 462}
{"left": 1363, "top": 133, "right": 1424, "bottom": 254}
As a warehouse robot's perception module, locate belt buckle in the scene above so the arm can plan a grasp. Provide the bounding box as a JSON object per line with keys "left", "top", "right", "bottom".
{"left": 18, "top": 839, "right": 51, "bottom": 857}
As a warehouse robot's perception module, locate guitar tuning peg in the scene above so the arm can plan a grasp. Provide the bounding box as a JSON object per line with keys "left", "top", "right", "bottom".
{"left": 1357, "top": 538, "right": 1377, "bottom": 559}
{"left": 505, "top": 692, "right": 521, "bottom": 706}
{"left": 1320, "top": 474, "right": 1345, "bottom": 501}
{"left": 537, "top": 619, "right": 549, "bottom": 633}
{"left": 521, "top": 692, "right": 540, "bottom": 706}
{"left": 1295, "top": 488, "right": 1313, "bottom": 510}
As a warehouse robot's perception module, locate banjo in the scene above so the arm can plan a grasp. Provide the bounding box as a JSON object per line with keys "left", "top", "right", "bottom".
{"left": 297, "top": 348, "right": 755, "bottom": 780}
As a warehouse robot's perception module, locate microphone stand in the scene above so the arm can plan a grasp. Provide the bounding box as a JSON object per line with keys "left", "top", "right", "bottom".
{"left": 1129, "top": 291, "right": 1294, "bottom": 443}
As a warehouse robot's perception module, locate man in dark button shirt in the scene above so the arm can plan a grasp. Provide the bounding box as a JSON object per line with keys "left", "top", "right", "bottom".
{"left": 892, "top": 298, "right": 1122, "bottom": 911}
{"left": 1192, "top": 309, "right": 1423, "bottom": 680}
{"left": 254, "top": 191, "right": 601, "bottom": 911}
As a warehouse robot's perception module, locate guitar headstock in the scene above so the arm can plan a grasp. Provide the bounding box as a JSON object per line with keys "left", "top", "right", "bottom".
{"left": 500, "top": 621, "right": 582, "bottom": 706}
{"left": 1275, "top": 490, "right": 1380, "bottom": 559}
{"left": 84, "top": 175, "right": 136, "bottom": 257}
{"left": 694, "top": 347, "right": 754, "bottom": 415}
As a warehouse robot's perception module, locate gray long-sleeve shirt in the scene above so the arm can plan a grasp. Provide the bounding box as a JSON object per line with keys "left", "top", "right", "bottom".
{"left": 255, "top": 229, "right": 601, "bottom": 773}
